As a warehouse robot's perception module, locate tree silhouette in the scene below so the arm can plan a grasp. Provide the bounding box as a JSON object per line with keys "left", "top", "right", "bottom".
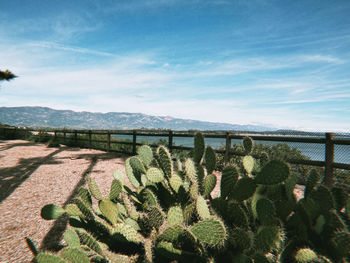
{"left": 0, "top": 69, "right": 17, "bottom": 81}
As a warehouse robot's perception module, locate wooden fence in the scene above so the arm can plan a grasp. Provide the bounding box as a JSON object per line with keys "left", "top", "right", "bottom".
{"left": 1, "top": 126, "right": 350, "bottom": 187}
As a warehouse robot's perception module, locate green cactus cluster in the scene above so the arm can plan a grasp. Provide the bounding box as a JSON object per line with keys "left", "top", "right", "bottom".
{"left": 27, "top": 133, "right": 349, "bottom": 263}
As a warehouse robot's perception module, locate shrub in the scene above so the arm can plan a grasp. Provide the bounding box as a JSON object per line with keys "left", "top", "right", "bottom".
{"left": 47, "top": 138, "right": 61, "bottom": 148}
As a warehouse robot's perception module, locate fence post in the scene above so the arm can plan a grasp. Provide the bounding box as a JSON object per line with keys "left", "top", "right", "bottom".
{"left": 325, "top": 132, "right": 334, "bottom": 187}
{"left": 132, "top": 130, "right": 137, "bottom": 155}
{"left": 107, "top": 131, "right": 111, "bottom": 152}
{"left": 225, "top": 132, "right": 231, "bottom": 165}
{"left": 168, "top": 131, "right": 173, "bottom": 153}
{"left": 89, "top": 130, "right": 92, "bottom": 148}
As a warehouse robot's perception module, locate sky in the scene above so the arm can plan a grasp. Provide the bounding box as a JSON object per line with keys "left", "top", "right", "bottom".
{"left": 0, "top": 0, "right": 350, "bottom": 132}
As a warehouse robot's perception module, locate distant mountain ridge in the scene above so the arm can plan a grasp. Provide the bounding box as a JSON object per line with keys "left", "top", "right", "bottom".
{"left": 0, "top": 106, "right": 277, "bottom": 131}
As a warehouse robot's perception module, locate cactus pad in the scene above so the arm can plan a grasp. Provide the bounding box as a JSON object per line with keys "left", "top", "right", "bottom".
{"left": 255, "top": 226, "right": 284, "bottom": 253}
{"left": 109, "top": 179, "right": 122, "bottom": 200}
{"left": 63, "top": 229, "right": 80, "bottom": 247}
{"left": 169, "top": 174, "right": 183, "bottom": 193}
{"left": 331, "top": 186, "right": 348, "bottom": 211}
{"left": 41, "top": 204, "right": 65, "bottom": 220}
{"left": 61, "top": 247, "right": 89, "bottom": 263}
{"left": 99, "top": 198, "right": 118, "bottom": 225}
{"left": 156, "top": 241, "right": 182, "bottom": 259}
{"left": 227, "top": 201, "right": 249, "bottom": 229}
{"left": 229, "top": 227, "right": 253, "bottom": 251}
{"left": 174, "top": 158, "right": 183, "bottom": 172}
{"left": 189, "top": 182, "right": 199, "bottom": 200}
{"left": 243, "top": 155, "right": 255, "bottom": 175}
{"left": 35, "top": 253, "right": 67, "bottom": 263}
{"left": 183, "top": 203, "right": 195, "bottom": 223}
{"left": 159, "top": 225, "right": 184, "bottom": 241}
{"left": 185, "top": 158, "right": 197, "bottom": 183}
{"left": 156, "top": 146, "right": 173, "bottom": 177}
{"left": 78, "top": 187, "right": 92, "bottom": 208}
{"left": 64, "top": 204, "right": 82, "bottom": 217}
{"left": 194, "top": 132, "right": 205, "bottom": 164}
{"left": 25, "top": 237, "right": 38, "bottom": 256}
{"left": 253, "top": 252, "right": 271, "bottom": 263}
{"left": 220, "top": 165, "right": 239, "bottom": 199}
{"left": 74, "top": 198, "right": 94, "bottom": 220}
{"left": 255, "top": 160, "right": 290, "bottom": 185}
{"left": 256, "top": 198, "right": 276, "bottom": 225}
{"left": 189, "top": 218, "right": 227, "bottom": 247}
{"left": 205, "top": 146, "right": 216, "bottom": 174}
{"left": 203, "top": 174, "right": 217, "bottom": 198}
{"left": 295, "top": 248, "right": 318, "bottom": 263}
{"left": 125, "top": 158, "right": 140, "bottom": 188}
{"left": 76, "top": 229, "right": 103, "bottom": 255}
{"left": 147, "top": 206, "right": 165, "bottom": 230}
{"left": 305, "top": 169, "right": 320, "bottom": 199}
{"left": 311, "top": 185, "right": 335, "bottom": 212}
{"left": 196, "top": 195, "right": 211, "bottom": 219}
{"left": 332, "top": 231, "right": 350, "bottom": 257}
{"left": 231, "top": 177, "right": 256, "bottom": 202}
{"left": 113, "top": 223, "right": 141, "bottom": 243}
{"left": 141, "top": 188, "right": 158, "bottom": 208}
{"left": 129, "top": 156, "right": 146, "bottom": 175}
{"left": 125, "top": 218, "right": 141, "bottom": 231}
{"left": 88, "top": 177, "right": 103, "bottom": 200}
{"left": 197, "top": 164, "right": 205, "bottom": 194}
{"left": 167, "top": 206, "right": 184, "bottom": 226}
{"left": 113, "top": 169, "right": 125, "bottom": 182}
{"left": 285, "top": 173, "right": 297, "bottom": 200}
{"left": 243, "top": 137, "right": 254, "bottom": 154}
{"left": 137, "top": 145, "right": 153, "bottom": 166}
{"left": 146, "top": 167, "right": 165, "bottom": 183}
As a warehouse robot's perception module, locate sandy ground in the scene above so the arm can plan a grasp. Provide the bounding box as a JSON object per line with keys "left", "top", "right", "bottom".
{"left": 0, "top": 140, "right": 127, "bottom": 263}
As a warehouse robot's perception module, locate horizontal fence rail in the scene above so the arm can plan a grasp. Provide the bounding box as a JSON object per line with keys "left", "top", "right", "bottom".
{"left": 1, "top": 126, "right": 350, "bottom": 187}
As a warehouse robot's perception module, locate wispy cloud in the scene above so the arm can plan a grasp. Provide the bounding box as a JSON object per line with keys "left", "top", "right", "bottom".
{"left": 0, "top": 10, "right": 101, "bottom": 42}
{"left": 28, "top": 42, "right": 114, "bottom": 57}
{"left": 1, "top": 1, "right": 350, "bottom": 132}
{"left": 91, "top": 0, "right": 232, "bottom": 14}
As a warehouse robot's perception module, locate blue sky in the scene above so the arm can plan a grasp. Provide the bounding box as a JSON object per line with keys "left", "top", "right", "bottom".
{"left": 0, "top": 0, "right": 349, "bottom": 132}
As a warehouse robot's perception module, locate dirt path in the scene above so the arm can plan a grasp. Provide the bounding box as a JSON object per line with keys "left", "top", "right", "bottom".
{"left": 0, "top": 140, "right": 127, "bottom": 263}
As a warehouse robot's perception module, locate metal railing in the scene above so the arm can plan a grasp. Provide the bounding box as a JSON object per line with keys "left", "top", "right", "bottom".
{"left": 1, "top": 126, "right": 349, "bottom": 187}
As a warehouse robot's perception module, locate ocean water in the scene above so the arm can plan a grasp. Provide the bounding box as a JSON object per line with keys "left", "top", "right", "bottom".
{"left": 113, "top": 135, "right": 350, "bottom": 164}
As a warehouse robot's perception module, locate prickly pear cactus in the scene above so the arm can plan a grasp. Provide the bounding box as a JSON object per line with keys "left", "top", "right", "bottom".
{"left": 28, "top": 132, "right": 350, "bottom": 263}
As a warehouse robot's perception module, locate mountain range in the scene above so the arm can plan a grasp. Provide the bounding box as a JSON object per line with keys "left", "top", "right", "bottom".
{"left": 0, "top": 106, "right": 276, "bottom": 131}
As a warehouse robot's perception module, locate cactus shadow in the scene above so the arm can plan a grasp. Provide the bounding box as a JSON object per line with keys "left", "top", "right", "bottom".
{"left": 0, "top": 140, "right": 37, "bottom": 152}
{"left": 39, "top": 152, "right": 128, "bottom": 252}
{"left": 0, "top": 148, "right": 64, "bottom": 203}
{"left": 40, "top": 157, "right": 99, "bottom": 251}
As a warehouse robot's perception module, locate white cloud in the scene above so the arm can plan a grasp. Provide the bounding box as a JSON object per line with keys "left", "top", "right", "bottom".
{"left": 301, "top": 55, "right": 343, "bottom": 64}
{"left": 1, "top": 39, "right": 349, "bottom": 132}
{"left": 29, "top": 42, "right": 115, "bottom": 57}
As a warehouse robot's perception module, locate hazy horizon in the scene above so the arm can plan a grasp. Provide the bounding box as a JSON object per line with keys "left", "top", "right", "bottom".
{"left": 1, "top": 0, "right": 349, "bottom": 132}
